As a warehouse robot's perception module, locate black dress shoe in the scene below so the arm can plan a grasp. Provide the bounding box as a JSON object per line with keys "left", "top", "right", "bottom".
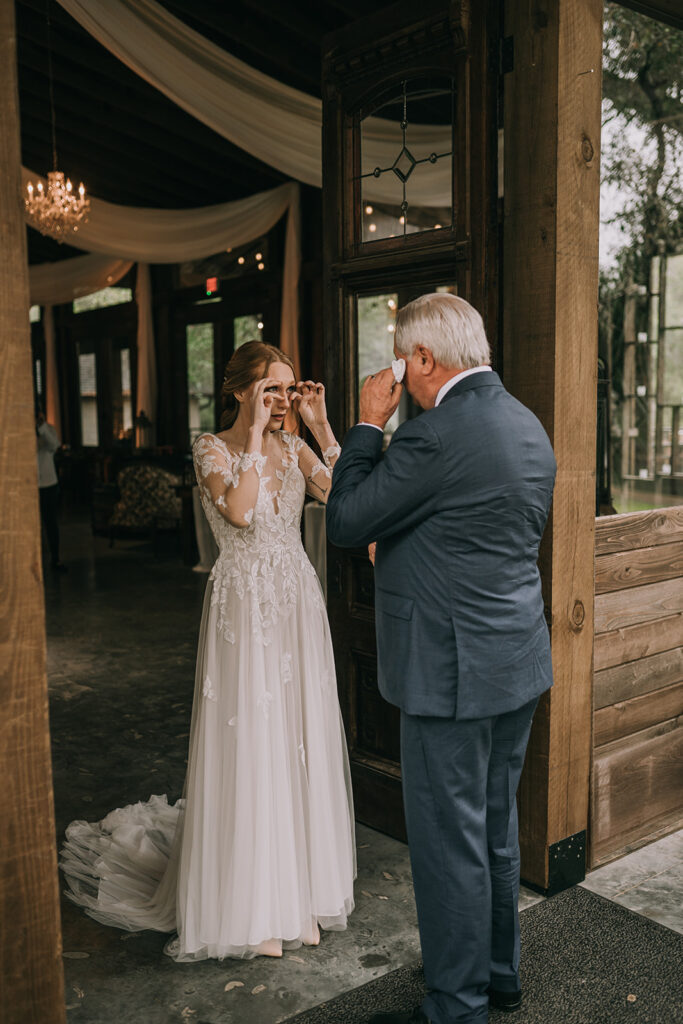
{"left": 488, "top": 987, "right": 522, "bottom": 1012}
{"left": 368, "top": 1007, "right": 430, "bottom": 1024}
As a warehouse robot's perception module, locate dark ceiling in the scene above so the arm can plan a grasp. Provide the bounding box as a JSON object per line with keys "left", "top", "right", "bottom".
{"left": 16, "top": 0, "right": 385, "bottom": 264}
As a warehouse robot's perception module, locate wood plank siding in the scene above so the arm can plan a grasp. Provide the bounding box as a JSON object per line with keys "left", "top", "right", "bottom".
{"left": 591, "top": 508, "right": 683, "bottom": 866}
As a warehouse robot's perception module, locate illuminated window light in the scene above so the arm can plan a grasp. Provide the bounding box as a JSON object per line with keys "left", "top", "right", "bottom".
{"left": 258, "top": 262, "right": 265, "bottom": 270}
{"left": 368, "top": 223, "right": 377, "bottom": 233}
{"left": 365, "top": 205, "right": 373, "bottom": 215}
{"left": 238, "top": 256, "right": 245, "bottom": 265}
{"left": 255, "top": 252, "right": 263, "bottom": 260}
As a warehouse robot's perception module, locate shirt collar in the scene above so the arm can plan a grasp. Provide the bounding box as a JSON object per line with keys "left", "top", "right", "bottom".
{"left": 435, "top": 366, "right": 493, "bottom": 407}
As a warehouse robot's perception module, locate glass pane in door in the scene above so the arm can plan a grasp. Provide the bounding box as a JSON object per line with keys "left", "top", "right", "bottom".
{"left": 357, "top": 292, "right": 405, "bottom": 441}
{"left": 187, "top": 323, "right": 215, "bottom": 443}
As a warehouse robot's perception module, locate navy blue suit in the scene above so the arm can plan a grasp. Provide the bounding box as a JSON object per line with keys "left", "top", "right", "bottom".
{"left": 327, "top": 371, "right": 556, "bottom": 1022}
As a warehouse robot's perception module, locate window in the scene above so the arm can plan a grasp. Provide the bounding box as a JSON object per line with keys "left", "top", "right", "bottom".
{"left": 599, "top": 3, "right": 683, "bottom": 513}
{"left": 359, "top": 77, "right": 454, "bottom": 244}
{"left": 187, "top": 323, "right": 215, "bottom": 443}
{"left": 29, "top": 305, "right": 41, "bottom": 323}
{"left": 73, "top": 287, "right": 133, "bottom": 314}
{"left": 78, "top": 352, "right": 99, "bottom": 446}
{"left": 356, "top": 293, "right": 403, "bottom": 440}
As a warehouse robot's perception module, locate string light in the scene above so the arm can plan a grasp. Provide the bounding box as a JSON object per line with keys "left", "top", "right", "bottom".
{"left": 387, "top": 324, "right": 395, "bottom": 333}
{"left": 258, "top": 262, "right": 265, "bottom": 270}
{"left": 434, "top": 223, "right": 442, "bottom": 229}
{"left": 238, "top": 256, "right": 245, "bottom": 265}
{"left": 399, "top": 216, "right": 405, "bottom": 225}
{"left": 388, "top": 299, "right": 397, "bottom": 309}
{"left": 368, "top": 223, "right": 377, "bottom": 233}
{"left": 255, "top": 252, "right": 263, "bottom": 260}
{"left": 365, "top": 205, "right": 373, "bottom": 215}
{"left": 257, "top": 321, "right": 264, "bottom": 330}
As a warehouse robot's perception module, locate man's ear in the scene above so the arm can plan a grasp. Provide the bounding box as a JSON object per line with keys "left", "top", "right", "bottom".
{"left": 416, "top": 345, "right": 435, "bottom": 373}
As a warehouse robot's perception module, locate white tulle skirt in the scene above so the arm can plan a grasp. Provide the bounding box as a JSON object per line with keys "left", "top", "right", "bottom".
{"left": 60, "top": 571, "right": 356, "bottom": 961}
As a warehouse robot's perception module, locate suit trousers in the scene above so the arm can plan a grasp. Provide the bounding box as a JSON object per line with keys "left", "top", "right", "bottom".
{"left": 400, "top": 697, "right": 539, "bottom": 1023}
{"left": 39, "top": 483, "right": 61, "bottom": 566}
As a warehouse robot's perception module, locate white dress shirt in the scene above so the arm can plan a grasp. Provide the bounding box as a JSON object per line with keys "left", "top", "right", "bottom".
{"left": 358, "top": 365, "right": 493, "bottom": 430}
{"left": 37, "top": 421, "right": 60, "bottom": 488}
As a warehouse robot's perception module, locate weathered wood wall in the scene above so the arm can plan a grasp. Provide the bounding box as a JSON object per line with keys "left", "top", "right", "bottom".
{"left": 591, "top": 506, "right": 683, "bottom": 866}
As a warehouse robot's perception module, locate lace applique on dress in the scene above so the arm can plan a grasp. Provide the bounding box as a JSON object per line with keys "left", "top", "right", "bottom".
{"left": 193, "top": 433, "right": 318, "bottom": 647}
{"left": 202, "top": 675, "right": 217, "bottom": 702}
{"left": 323, "top": 444, "right": 341, "bottom": 468}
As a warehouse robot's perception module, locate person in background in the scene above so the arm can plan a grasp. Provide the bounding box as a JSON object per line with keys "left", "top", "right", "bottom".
{"left": 36, "top": 404, "right": 66, "bottom": 573}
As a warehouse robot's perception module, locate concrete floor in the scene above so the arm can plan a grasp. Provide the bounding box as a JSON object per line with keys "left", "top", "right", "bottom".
{"left": 44, "top": 512, "right": 682, "bottom": 1024}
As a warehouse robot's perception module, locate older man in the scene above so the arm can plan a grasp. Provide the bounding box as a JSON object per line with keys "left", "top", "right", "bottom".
{"left": 327, "top": 294, "right": 556, "bottom": 1024}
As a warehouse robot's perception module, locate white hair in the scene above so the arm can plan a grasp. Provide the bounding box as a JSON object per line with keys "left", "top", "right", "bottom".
{"left": 395, "top": 293, "right": 491, "bottom": 369}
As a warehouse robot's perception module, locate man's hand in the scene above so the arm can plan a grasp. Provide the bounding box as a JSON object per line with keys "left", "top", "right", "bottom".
{"left": 359, "top": 367, "right": 403, "bottom": 430}
{"left": 368, "top": 542, "right": 377, "bottom": 566}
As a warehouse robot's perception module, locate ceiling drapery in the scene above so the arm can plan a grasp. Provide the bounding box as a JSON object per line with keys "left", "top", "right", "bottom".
{"left": 56, "top": 0, "right": 451, "bottom": 206}
{"left": 25, "top": 180, "right": 301, "bottom": 376}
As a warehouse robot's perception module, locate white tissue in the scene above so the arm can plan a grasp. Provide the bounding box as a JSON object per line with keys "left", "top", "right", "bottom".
{"left": 392, "top": 358, "right": 406, "bottom": 384}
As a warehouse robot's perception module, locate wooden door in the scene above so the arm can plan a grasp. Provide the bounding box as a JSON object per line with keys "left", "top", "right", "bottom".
{"left": 322, "top": 0, "right": 500, "bottom": 838}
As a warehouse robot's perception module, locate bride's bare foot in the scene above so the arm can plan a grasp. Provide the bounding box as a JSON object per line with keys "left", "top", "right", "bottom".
{"left": 303, "top": 923, "right": 320, "bottom": 946}
{"left": 256, "top": 938, "right": 283, "bottom": 957}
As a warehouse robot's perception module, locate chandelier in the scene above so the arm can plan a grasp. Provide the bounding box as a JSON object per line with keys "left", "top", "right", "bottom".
{"left": 24, "top": 2, "right": 90, "bottom": 240}
{"left": 26, "top": 172, "right": 89, "bottom": 238}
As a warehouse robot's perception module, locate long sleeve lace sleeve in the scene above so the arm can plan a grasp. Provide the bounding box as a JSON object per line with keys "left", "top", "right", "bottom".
{"left": 193, "top": 434, "right": 265, "bottom": 528}
{"left": 286, "top": 434, "right": 339, "bottom": 504}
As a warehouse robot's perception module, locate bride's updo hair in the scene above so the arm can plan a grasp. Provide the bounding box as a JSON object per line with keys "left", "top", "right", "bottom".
{"left": 220, "top": 341, "right": 296, "bottom": 430}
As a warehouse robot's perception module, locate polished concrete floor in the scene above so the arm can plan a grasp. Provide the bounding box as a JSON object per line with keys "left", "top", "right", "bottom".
{"left": 44, "top": 513, "right": 682, "bottom": 1024}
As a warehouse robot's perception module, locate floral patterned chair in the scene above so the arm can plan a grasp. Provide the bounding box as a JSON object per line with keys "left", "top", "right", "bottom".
{"left": 109, "top": 463, "right": 182, "bottom": 552}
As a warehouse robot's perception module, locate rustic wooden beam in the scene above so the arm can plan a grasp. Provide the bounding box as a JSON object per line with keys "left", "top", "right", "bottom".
{"left": 503, "top": 0, "right": 602, "bottom": 891}
{"left": 0, "top": 4, "right": 65, "bottom": 1022}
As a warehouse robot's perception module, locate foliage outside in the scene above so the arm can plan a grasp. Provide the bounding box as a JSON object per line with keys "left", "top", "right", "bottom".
{"left": 600, "top": 3, "right": 683, "bottom": 512}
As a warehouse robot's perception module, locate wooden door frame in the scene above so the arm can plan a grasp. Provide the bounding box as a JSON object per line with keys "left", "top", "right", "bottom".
{"left": 503, "top": 0, "right": 602, "bottom": 892}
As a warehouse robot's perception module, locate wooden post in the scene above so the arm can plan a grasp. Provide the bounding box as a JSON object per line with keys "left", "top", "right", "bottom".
{"left": 0, "top": 4, "right": 66, "bottom": 1021}
{"left": 503, "top": 0, "right": 602, "bottom": 891}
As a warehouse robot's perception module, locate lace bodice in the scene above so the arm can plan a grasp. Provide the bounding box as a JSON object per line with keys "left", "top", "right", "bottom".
{"left": 193, "top": 431, "right": 338, "bottom": 646}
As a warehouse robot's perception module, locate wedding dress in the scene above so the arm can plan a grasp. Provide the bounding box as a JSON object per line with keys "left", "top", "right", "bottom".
{"left": 60, "top": 430, "right": 356, "bottom": 961}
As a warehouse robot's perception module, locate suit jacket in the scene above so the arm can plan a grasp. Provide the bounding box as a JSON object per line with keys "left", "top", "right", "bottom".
{"left": 326, "top": 371, "right": 557, "bottom": 720}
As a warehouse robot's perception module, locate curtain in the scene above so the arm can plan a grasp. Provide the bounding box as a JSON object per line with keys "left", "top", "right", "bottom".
{"left": 25, "top": 182, "right": 301, "bottom": 389}
{"left": 29, "top": 253, "right": 133, "bottom": 306}
{"left": 56, "top": 0, "right": 451, "bottom": 206}
{"left": 135, "top": 264, "right": 157, "bottom": 446}
{"left": 43, "top": 306, "right": 62, "bottom": 438}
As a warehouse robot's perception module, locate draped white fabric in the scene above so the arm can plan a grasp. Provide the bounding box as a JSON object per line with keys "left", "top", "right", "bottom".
{"left": 29, "top": 253, "right": 133, "bottom": 306}
{"left": 22, "top": 172, "right": 298, "bottom": 264}
{"left": 56, "top": 0, "right": 451, "bottom": 206}
{"left": 25, "top": 182, "right": 302, "bottom": 417}
{"left": 135, "top": 264, "right": 157, "bottom": 446}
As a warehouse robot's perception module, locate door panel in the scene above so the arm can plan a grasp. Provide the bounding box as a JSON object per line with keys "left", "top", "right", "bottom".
{"left": 323, "top": 0, "right": 499, "bottom": 839}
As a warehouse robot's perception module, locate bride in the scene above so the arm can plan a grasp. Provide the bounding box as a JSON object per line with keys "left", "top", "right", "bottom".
{"left": 61, "top": 341, "right": 356, "bottom": 961}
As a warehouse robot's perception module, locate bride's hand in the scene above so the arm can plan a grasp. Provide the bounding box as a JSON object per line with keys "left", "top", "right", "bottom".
{"left": 246, "top": 378, "right": 276, "bottom": 433}
{"left": 292, "top": 381, "right": 328, "bottom": 431}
